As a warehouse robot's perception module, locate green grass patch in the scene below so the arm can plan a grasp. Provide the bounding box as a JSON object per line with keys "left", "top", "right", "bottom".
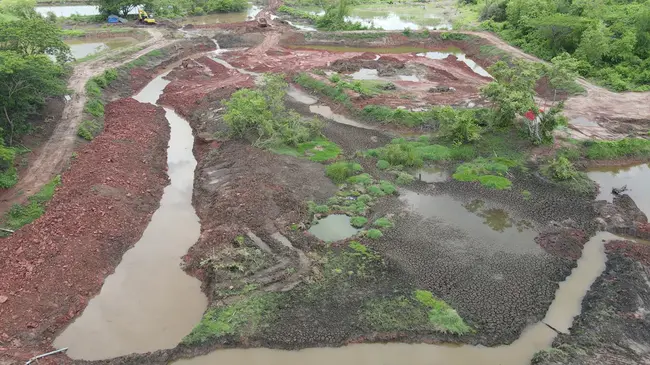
{"left": 541, "top": 157, "right": 596, "bottom": 196}
{"left": 365, "top": 228, "right": 383, "bottom": 239}
{"left": 77, "top": 120, "right": 101, "bottom": 141}
{"left": 363, "top": 290, "right": 471, "bottom": 335}
{"left": 350, "top": 216, "right": 368, "bottom": 228}
{"left": 272, "top": 136, "right": 341, "bottom": 162}
{"left": 452, "top": 157, "right": 519, "bottom": 190}
{"left": 2, "top": 176, "right": 61, "bottom": 232}
{"left": 182, "top": 292, "right": 280, "bottom": 345}
{"left": 366, "top": 138, "right": 453, "bottom": 168}
{"left": 0, "top": 167, "right": 18, "bottom": 189}
{"left": 294, "top": 73, "right": 352, "bottom": 106}
{"left": 373, "top": 217, "right": 394, "bottom": 229}
{"left": 584, "top": 138, "right": 650, "bottom": 160}
{"left": 395, "top": 172, "right": 414, "bottom": 185}
{"left": 326, "top": 161, "right": 363, "bottom": 183}
{"left": 278, "top": 5, "right": 319, "bottom": 21}
{"left": 414, "top": 290, "right": 472, "bottom": 335}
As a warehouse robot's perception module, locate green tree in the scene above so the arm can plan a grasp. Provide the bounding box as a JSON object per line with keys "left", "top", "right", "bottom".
{"left": 0, "top": 0, "right": 38, "bottom": 18}
{"left": 480, "top": 59, "right": 540, "bottom": 127}
{"left": 96, "top": 0, "right": 147, "bottom": 16}
{"left": 0, "top": 18, "right": 71, "bottom": 62}
{"left": 0, "top": 51, "right": 67, "bottom": 144}
{"left": 575, "top": 21, "right": 610, "bottom": 64}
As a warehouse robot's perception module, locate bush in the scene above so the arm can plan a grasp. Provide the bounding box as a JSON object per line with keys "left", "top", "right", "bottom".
{"left": 224, "top": 74, "right": 323, "bottom": 148}
{"left": 396, "top": 172, "right": 414, "bottom": 185}
{"left": 373, "top": 217, "right": 394, "bottom": 228}
{"left": 376, "top": 159, "right": 390, "bottom": 170}
{"left": 350, "top": 216, "right": 368, "bottom": 228}
{"left": 84, "top": 99, "right": 104, "bottom": 118}
{"left": 480, "top": 1, "right": 507, "bottom": 21}
{"left": 366, "top": 229, "right": 383, "bottom": 239}
{"left": 545, "top": 157, "right": 578, "bottom": 181}
{"left": 326, "top": 161, "right": 363, "bottom": 183}
{"left": 379, "top": 180, "right": 397, "bottom": 194}
{"left": 585, "top": 138, "right": 650, "bottom": 160}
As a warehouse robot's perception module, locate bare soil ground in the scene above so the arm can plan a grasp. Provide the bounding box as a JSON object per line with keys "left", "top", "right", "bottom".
{"left": 0, "top": 99, "right": 169, "bottom": 363}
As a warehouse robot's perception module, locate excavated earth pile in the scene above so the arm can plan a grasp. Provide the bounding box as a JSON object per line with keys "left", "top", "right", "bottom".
{"left": 0, "top": 99, "right": 170, "bottom": 362}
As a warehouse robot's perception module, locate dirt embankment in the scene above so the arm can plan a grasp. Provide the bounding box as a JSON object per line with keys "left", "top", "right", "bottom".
{"left": 0, "top": 99, "right": 170, "bottom": 363}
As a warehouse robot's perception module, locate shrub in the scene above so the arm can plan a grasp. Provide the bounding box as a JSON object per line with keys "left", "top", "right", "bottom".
{"left": 347, "top": 173, "right": 372, "bottom": 185}
{"left": 396, "top": 172, "right": 414, "bottom": 185}
{"left": 366, "top": 229, "right": 383, "bottom": 239}
{"left": 373, "top": 217, "right": 394, "bottom": 228}
{"left": 326, "top": 161, "right": 363, "bottom": 183}
{"left": 376, "top": 159, "right": 390, "bottom": 170}
{"left": 545, "top": 157, "right": 578, "bottom": 181}
{"left": 224, "top": 74, "right": 322, "bottom": 148}
{"left": 84, "top": 99, "right": 104, "bottom": 118}
{"left": 350, "top": 216, "right": 368, "bottom": 228}
{"left": 379, "top": 180, "right": 397, "bottom": 194}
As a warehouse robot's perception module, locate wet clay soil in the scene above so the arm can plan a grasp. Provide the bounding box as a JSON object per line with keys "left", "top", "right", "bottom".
{"left": 0, "top": 99, "right": 169, "bottom": 362}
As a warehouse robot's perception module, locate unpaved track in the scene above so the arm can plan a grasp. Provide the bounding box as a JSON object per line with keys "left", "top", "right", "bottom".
{"left": 0, "top": 28, "right": 175, "bottom": 212}
{"left": 459, "top": 31, "right": 650, "bottom": 124}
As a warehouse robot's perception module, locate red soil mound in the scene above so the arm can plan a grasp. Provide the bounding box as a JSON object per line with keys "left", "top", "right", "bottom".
{"left": 0, "top": 98, "right": 169, "bottom": 362}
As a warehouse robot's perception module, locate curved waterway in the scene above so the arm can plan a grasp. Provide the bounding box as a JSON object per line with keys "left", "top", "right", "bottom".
{"left": 172, "top": 232, "right": 619, "bottom": 365}
{"left": 53, "top": 73, "right": 207, "bottom": 360}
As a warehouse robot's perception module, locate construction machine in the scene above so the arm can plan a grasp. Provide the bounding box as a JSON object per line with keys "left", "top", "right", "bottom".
{"left": 138, "top": 9, "right": 156, "bottom": 25}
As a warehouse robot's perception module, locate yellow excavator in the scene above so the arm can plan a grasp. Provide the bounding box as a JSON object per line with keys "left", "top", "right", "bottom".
{"left": 138, "top": 9, "right": 156, "bottom": 25}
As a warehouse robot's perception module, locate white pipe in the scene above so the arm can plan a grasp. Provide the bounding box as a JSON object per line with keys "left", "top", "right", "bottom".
{"left": 25, "top": 347, "right": 68, "bottom": 365}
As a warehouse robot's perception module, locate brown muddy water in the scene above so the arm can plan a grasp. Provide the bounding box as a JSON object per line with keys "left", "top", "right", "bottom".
{"left": 587, "top": 163, "right": 650, "bottom": 216}
{"left": 66, "top": 37, "right": 139, "bottom": 60}
{"left": 173, "top": 232, "right": 620, "bottom": 365}
{"left": 53, "top": 73, "right": 207, "bottom": 360}
{"left": 308, "top": 214, "right": 360, "bottom": 242}
{"left": 399, "top": 190, "right": 538, "bottom": 253}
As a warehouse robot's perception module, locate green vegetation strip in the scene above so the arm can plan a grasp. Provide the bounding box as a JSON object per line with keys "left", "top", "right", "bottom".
{"left": 1, "top": 176, "right": 61, "bottom": 234}
{"left": 364, "top": 289, "right": 471, "bottom": 334}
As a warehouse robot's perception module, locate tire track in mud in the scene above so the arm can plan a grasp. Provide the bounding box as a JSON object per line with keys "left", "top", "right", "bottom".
{"left": 0, "top": 28, "right": 175, "bottom": 213}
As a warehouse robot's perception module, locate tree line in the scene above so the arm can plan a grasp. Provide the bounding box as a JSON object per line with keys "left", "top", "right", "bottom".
{"left": 478, "top": 0, "right": 650, "bottom": 91}
{"left": 0, "top": 0, "right": 70, "bottom": 188}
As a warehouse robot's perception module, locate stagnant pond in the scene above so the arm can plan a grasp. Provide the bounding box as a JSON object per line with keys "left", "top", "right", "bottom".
{"left": 53, "top": 73, "right": 207, "bottom": 360}
{"left": 173, "top": 231, "right": 621, "bottom": 365}
{"left": 308, "top": 214, "right": 360, "bottom": 242}
{"left": 65, "top": 37, "right": 139, "bottom": 60}
{"left": 587, "top": 163, "right": 650, "bottom": 216}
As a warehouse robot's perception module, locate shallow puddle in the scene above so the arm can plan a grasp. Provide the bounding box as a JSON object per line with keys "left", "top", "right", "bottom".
{"left": 587, "top": 163, "right": 650, "bottom": 216}
{"left": 53, "top": 74, "right": 207, "bottom": 359}
{"left": 173, "top": 231, "right": 619, "bottom": 365}
{"left": 417, "top": 51, "right": 492, "bottom": 78}
{"left": 309, "top": 105, "right": 377, "bottom": 130}
{"left": 399, "top": 191, "right": 538, "bottom": 253}
{"left": 350, "top": 68, "right": 380, "bottom": 80}
{"left": 309, "top": 214, "right": 360, "bottom": 242}
{"left": 181, "top": 5, "right": 261, "bottom": 25}
{"left": 415, "top": 166, "right": 448, "bottom": 183}
{"left": 65, "top": 37, "right": 139, "bottom": 60}
{"left": 287, "top": 85, "right": 317, "bottom": 104}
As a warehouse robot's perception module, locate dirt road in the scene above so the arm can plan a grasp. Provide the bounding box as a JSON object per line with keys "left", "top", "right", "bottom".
{"left": 0, "top": 28, "right": 175, "bottom": 213}
{"left": 459, "top": 31, "right": 650, "bottom": 124}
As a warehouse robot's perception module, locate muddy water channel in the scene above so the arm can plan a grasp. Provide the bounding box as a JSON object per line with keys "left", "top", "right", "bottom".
{"left": 587, "top": 163, "right": 650, "bottom": 215}
{"left": 53, "top": 74, "right": 207, "bottom": 359}
{"left": 174, "top": 231, "right": 621, "bottom": 365}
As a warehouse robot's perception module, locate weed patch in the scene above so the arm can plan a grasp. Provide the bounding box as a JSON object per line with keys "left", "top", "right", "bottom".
{"left": 2, "top": 176, "right": 61, "bottom": 233}
{"left": 182, "top": 293, "right": 281, "bottom": 345}
{"left": 294, "top": 73, "right": 352, "bottom": 106}
{"left": 350, "top": 216, "right": 368, "bottom": 228}
{"left": 584, "top": 138, "right": 650, "bottom": 160}
{"left": 272, "top": 136, "right": 340, "bottom": 162}
{"left": 363, "top": 290, "right": 471, "bottom": 335}
{"left": 452, "top": 157, "right": 519, "bottom": 190}
{"left": 373, "top": 217, "right": 394, "bottom": 229}
{"left": 326, "top": 161, "right": 363, "bottom": 183}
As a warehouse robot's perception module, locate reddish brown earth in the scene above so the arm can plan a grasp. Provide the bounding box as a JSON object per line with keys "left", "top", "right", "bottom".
{"left": 159, "top": 56, "right": 255, "bottom": 116}
{"left": 0, "top": 99, "right": 169, "bottom": 363}
{"left": 606, "top": 240, "right": 650, "bottom": 266}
